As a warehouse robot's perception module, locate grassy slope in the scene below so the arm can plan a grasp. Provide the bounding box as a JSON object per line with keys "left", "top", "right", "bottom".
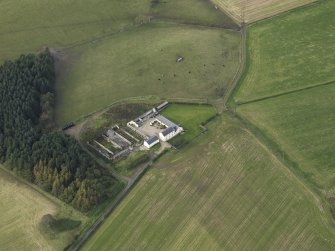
{"left": 150, "top": 0, "right": 237, "bottom": 27}
{"left": 212, "top": 0, "right": 316, "bottom": 23}
{"left": 237, "top": 83, "right": 335, "bottom": 191}
{"left": 55, "top": 24, "right": 240, "bottom": 124}
{"left": 234, "top": 0, "right": 335, "bottom": 102}
{"left": 0, "top": 167, "right": 88, "bottom": 251}
{"left": 0, "top": 0, "right": 236, "bottom": 63}
{"left": 161, "top": 103, "right": 217, "bottom": 140}
{"left": 82, "top": 115, "right": 335, "bottom": 251}
{"left": 0, "top": 0, "right": 151, "bottom": 62}
{"left": 0, "top": 0, "right": 239, "bottom": 125}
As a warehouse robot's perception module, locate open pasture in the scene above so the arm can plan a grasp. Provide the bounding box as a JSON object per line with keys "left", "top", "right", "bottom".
{"left": 82, "top": 115, "right": 335, "bottom": 251}
{"left": 150, "top": 0, "right": 238, "bottom": 28}
{"left": 55, "top": 24, "right": 240, "bottom": 124}
{"left": 0, "top": 0, "right": 239, "bottom": 126}
{"left": 234, "top": 0, "right": 335, "bottom": 192}
{"left": 237, "top": 83, "right": 335, "bottom": 192}
{"left": 0, "top": 0, "right": 151, "bottom": 62}
{"left": 211, "top": 0, "right": 316, "bottom": 23}
{"left": 234, "top": 0, "right": 335, "bottom": 102}
{"left": 0, "top": 167, "right": 87, "bottom": 251}
{"left": 0, "top": 0, "right": 235, "bottom": 63}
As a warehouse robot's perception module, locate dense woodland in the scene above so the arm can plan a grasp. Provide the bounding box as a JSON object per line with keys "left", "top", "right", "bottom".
{"left": 0, "top": 50, "right": 114, "bottom": 211}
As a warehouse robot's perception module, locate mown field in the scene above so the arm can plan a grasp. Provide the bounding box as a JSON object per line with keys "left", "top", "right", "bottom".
{"left": 234, "top": 0, "right": 335, "bottom": 190}
{"left": 237, "top": 83, "right": 335, "bottom": 191}
{"left": 82, "top": 115, "right": 335, "bottom": 251}
{"left": 55, "top": 24, "right": 240, "bottom": 124}
{"left": 211, "top": 0, "right": 316, "bottom": 23}
{"left": 234, "top": 0, "right": 335, "bottom": 102}
{"left": 0, "top": 167, "right": 88, "bottom": 251}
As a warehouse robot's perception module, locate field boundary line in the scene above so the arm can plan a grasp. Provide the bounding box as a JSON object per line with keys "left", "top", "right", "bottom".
{"left": 222, "top": 24, "right": 246, "bottom": 110}
{"left": 209, "top": 0, "right": 242, "bottom": 24}
{"left": 62, "top": 24, "right": 142, "bottom": 50}
{"left": 67, "top": 148, "right": 169, "bottom": 251}
{"left": 236, "top": 79, "right": 335, "bottom": 106}
{"left": 61, "top": 95, "right": 209, "bottom": 126}
{"left": 62, "top": 19, "right": 240, "bottom": 52}
{"left": 0, "top": 17, "right": 126, "bottom": 37}
{"left": 151, "top": 18, "right": 240, "bottom": 32}
{"left": 226, "top": 111, "right": 335, "bottom": 229}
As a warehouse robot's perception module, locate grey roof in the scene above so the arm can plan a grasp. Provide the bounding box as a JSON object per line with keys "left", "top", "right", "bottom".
{"left": 156, "top": 101, "right": 169, "bottom": 111}
{"left": 133, "top": 109, "right": 157, "bottom": 126}
{"left": 161, "top": 126, "right": 177, "bottom": 137}
{"left": 107, "top": 129, "right": 117, "bottom": 139}
{"left": 145, "top": 136, "right": 159, "bottom": 145}
{"left": 155, "top": 115, "right": 177, "bottom": 128}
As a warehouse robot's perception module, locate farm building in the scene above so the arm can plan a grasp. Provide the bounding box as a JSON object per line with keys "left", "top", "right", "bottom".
{"left": 127, "top": 102, "right": 184, "bottom": 145}
{"left": 127, "top": 108, "right": 158, "bottom": 128}
{"left": 150, "top": 115, "right": 176, "bottom": 128}
{"left": 144, "top": 136, "right": 159, "bottom": 148}
{"left": 159, "top": 126, "right": 183, "bottom": 142}
{"left": 156, "top": 101, "right": 169, "bottom": 111}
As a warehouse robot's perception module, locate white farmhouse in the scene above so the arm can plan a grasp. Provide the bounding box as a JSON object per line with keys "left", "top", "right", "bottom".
{"left": 159, "top": 126, "right": 183, "bottom": 142}
{"left": 144, "top": 136, "right": 159, "bottom": 148}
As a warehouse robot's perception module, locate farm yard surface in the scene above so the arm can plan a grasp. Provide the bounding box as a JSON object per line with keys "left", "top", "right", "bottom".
{"left": 0, "top": 167, "right": 87, "bottom": 251}
{"left": 83, "top": 116, "right": 335, "bottom": 251}
{"left": 211, "top": 0, "right": 317, "bottom": 23}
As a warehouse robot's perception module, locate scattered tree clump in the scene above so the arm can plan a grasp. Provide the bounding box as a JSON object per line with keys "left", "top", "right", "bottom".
{"left": 0, "top": 50, "right": 114, "bottom": 211}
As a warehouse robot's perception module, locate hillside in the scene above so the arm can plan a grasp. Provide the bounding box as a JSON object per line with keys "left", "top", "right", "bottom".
{"left": 55, "top": 24, "right": 240, "bottom": 124}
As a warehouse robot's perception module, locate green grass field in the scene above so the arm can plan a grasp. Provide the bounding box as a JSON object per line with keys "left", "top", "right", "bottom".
{"left": 82, "top": 115, "right": 335, "bottom": 250}
{"left": 0, "top": 1, "right": 240, "bottom": 125}
{"left": 161, "top": 103, "right": 217, "bottom": 141}
{"left": 234, "top": 0, "right": 335, "bottom": 192}
{"left": 0, "top": 0, "right": 151, "bottom": 62}
{"left": 55, "top": 24, "right": 240, "bottom": 124}
{"left": 237, "top": 83, "right": 335, "bottom": 191}
{"left": 150, "top": 0, "right": 237, "bottom": 28}
{"left": 0, "top": 167, "right": 88, "bottom": 251}
{"left": 234, "top": 0, "right": 335, "bottom": 103}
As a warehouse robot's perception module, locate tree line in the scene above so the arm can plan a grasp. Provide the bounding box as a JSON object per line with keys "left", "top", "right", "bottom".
{"left": 0, "top": 50, "right": 114, "bottom": 211}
